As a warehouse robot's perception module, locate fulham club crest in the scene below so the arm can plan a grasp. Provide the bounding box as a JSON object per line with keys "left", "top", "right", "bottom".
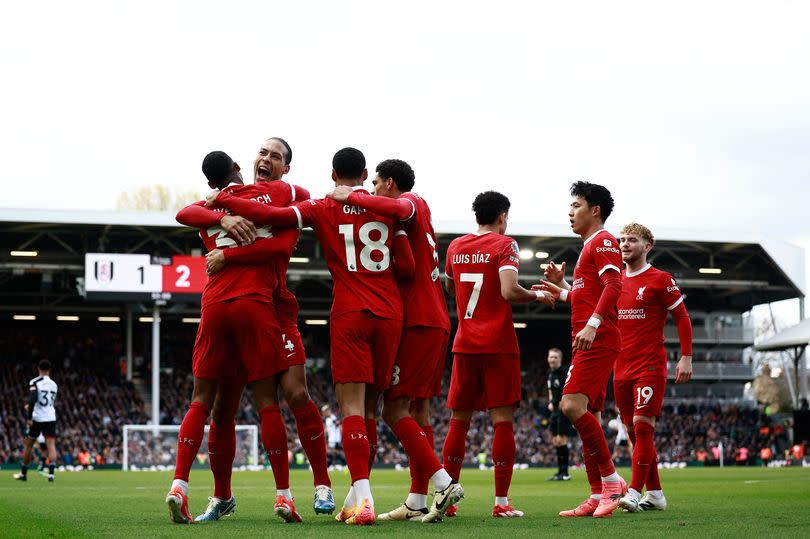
{"left": 94, "top": 260, "right": 114, "bottom": 285}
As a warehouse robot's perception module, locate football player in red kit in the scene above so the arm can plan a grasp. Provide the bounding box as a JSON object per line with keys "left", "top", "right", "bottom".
{"left": 615, "top": 223, "right": 692, "bottom": 513}
{"left": 327, "top": 159, "right": 459, "bottom": 523}
{"left": 166, "top": 151, "right": 301, "bottom": 524}
{"left": 175, "top": 139, "right": 334, "bottom": 522}
{"left": 205, "top": 147, "right": 412, "bottom": 526}
{"left": 443, "top": 191, "right": 554, "bottom": 519}
{"left": 538, "top": 181, "right": 626, "bottom": 518}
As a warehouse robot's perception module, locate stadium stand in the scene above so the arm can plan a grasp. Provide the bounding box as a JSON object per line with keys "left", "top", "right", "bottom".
{"left": 0, "top": 350, "right": 797, "bottom": 468}
{"left": 0, "top": 209, "right": 806, "bottom": 468}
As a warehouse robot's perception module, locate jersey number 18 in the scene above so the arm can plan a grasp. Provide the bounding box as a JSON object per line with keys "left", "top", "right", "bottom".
{"left": 338, "top": 222, "right": 390, "bottom": 272}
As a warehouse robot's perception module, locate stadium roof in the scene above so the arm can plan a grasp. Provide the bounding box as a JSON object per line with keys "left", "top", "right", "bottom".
{"left": 754, "top": 317, "right": 810, "bottom": 352}
{"left": 0, "top": 207, "right": 805, "bottom": 315}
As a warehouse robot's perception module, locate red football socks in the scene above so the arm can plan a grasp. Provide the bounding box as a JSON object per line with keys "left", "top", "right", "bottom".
{"left": 582, "top": 447, "right": 602, "bottom": 494}
{"left": 410, "top": 424, "right": 434, "bottom": 495}
{"left": 365, "top": 418, "right": 378, "bottom": 474}
{"left": 627, "top": 427, "right": 637, "bottom": 447}
{"left": 574, "top": 412, "right": 616, "bottom": 478}
{"left": 259, "top": 405, "right": 289, "bottom": 490}
{"left": 442, "top": 418, "right": 470, "bottom": 482}
{"left": 342, "top": 415, "right": 370, "bottom": 483}
{"left": 631, "top": 421, "right": 656, "bottom": 492}
{"left": 492, "top": 421, "right": 515, "bottom": 497}
{"left": 174, "top": 401, "right": 210, "bottom": 482}
{"left": 393, "top": 417, "right": 442, "bottom": 494}
{"left": 646, "top": 447, "right": 662, "bottom": 490}
{"left": 208, "top": 420, "right": 236, "bottom": 499}
{"left": 422, "top": 424, "right": 435, "bottom": 453}
{"left": 292, "top": 400, "right": 331, "bottom": 487}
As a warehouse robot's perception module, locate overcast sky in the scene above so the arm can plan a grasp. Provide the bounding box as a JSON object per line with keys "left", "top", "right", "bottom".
{"left": 2, "top": 1, "right": 809, "bottom": 316}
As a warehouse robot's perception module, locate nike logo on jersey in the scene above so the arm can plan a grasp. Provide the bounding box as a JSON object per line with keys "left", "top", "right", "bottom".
{"left": 309, "top": 432, "right": 323, "bottom": 441}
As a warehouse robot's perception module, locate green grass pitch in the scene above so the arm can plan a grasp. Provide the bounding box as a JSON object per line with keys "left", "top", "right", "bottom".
{"left": 1, "top": 467, "right": 809, "bottom": 538}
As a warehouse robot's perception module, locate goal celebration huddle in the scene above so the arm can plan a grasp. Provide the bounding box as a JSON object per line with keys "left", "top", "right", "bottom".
{"left": 162, "top": 137, "right": 694, "bottom": 525}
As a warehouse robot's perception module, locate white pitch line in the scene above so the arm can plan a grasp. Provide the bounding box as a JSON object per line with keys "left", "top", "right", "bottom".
{"left": 743, "top": 477, "right": 810, "bottom": 484}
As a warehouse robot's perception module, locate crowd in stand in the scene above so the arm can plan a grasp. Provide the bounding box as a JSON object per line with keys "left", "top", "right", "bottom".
{"left": 653, "top": 401, "right": 793, "bottom": 465}
{"left": 0, "top": 336, "right": 148, "bottom": 465}
{"left": 1, "top": 338, "right": 794, "bottom": 468}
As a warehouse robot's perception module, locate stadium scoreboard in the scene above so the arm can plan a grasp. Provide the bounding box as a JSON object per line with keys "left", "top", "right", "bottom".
{"left": 84, "top": 253, "right": 206, "bottom": 302}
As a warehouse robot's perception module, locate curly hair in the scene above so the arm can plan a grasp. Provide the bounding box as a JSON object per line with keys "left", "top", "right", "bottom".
{"left": 620, "top": 222, "right": 655, "bottom": 246}
{"left": 376, "top": 159, "right": 415, "bottom": 192}
{"left": 472, "top": 191, "right": 511, "bottom": 225}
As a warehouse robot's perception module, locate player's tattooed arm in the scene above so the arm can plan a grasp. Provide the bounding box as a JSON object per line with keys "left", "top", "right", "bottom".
{"left": 327, "top": 187, "right": 415, "bottom": 221}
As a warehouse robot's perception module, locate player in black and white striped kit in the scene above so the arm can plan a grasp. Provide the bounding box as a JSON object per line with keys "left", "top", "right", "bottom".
{"left": 14, "top": 359, "right": 58, "bottom": 483}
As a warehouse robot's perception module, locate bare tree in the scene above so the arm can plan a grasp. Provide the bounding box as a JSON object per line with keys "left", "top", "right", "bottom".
{"left": 116, "top": 185, "right": 202, "bottom": 212}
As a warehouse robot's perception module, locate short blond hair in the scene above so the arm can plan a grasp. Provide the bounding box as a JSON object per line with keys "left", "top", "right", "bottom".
{"left": 620, "top": 222, "right": 655, "bottom": 246}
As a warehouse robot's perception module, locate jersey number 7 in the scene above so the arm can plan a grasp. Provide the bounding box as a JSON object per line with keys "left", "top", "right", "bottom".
{"left": 460, "top": 272, "right": 483, "bottom": 319}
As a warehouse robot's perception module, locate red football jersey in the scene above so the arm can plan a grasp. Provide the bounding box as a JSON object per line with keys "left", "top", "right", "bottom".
{"left": 445, "top": 232, "right": 520, "bottom": 354}
{"left": 273, "top": 268, "right": 299, "bottom": 327}
{"left": 570, "top": 229, "right": 622, "bottom": 350}
{"left": 294, "top": 187, "right": 403, "bottom": 321}
{"left": 615, "top": 264, "right": 684, "bottom": 380}
{"left": 268, "top": 183, "right": 309, "bottom": 328}
{"left": 398, "top": 193, "right": 451, "bottom": 331}
{"left": 199, "top": 182, "right": 297, "bottom": 309}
